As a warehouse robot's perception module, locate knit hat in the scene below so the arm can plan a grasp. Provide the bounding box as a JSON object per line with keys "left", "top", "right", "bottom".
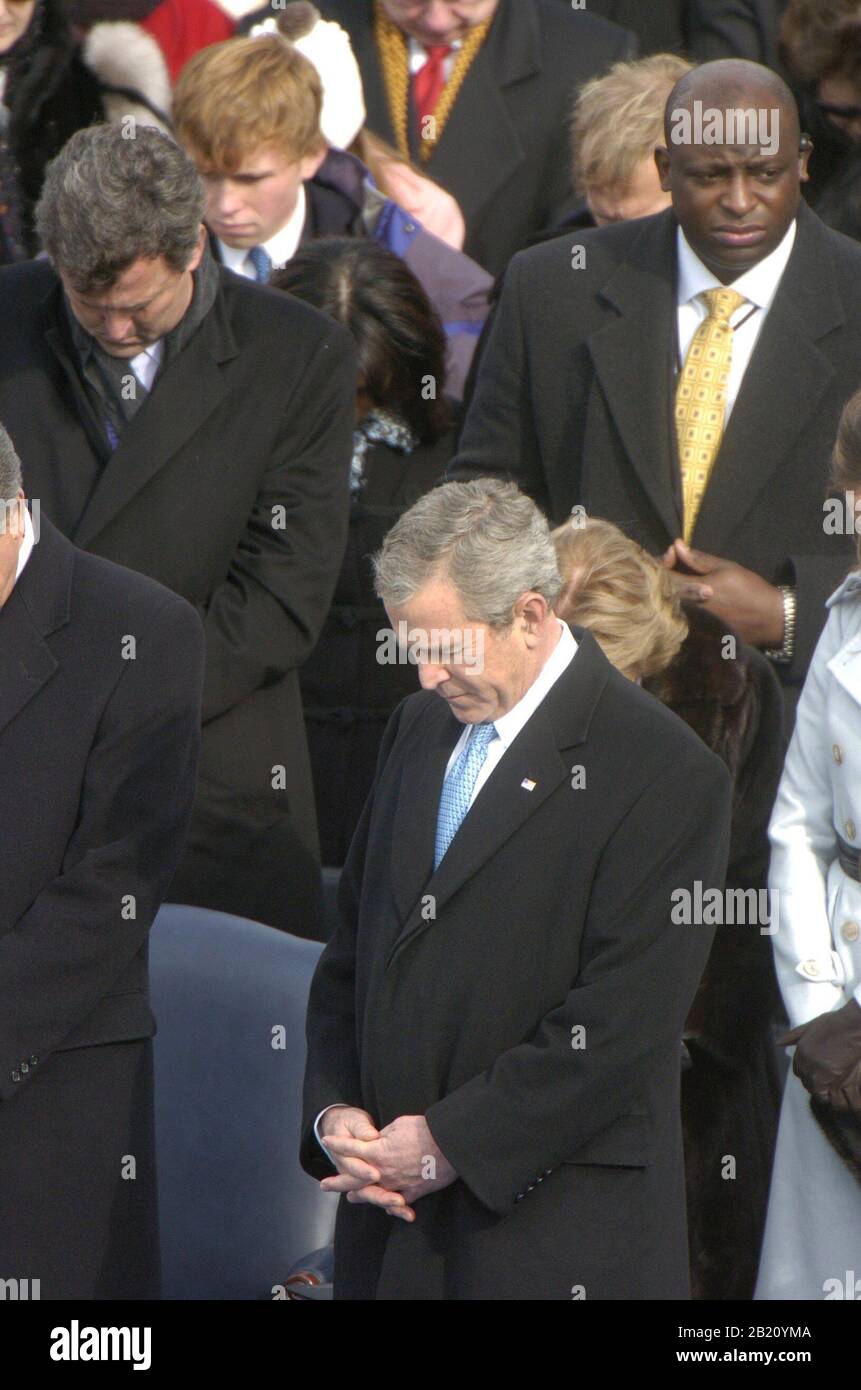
{"left": 248, "top": 4, "right": 366, "bottom": 149}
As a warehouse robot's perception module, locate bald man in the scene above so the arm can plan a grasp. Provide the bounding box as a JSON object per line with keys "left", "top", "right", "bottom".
{"left": 450, "top": 59, "right": 861, "bottom": 718}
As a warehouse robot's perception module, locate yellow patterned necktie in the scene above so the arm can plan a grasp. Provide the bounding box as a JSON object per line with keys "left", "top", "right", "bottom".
{"left": 675, "top": 287, "right": 747, "bottom": 542}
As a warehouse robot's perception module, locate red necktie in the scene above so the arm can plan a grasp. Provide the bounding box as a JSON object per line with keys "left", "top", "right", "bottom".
{"left": 413, "top": 44, "right": 452, "bottom": 129}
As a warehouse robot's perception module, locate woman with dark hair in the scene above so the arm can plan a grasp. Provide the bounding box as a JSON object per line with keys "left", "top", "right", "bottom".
{"left": 755, "top": 387, "right": 861, "bottom": 1299}
{"left": 0, "top": 0, "right": 170, "bottom": 263}
{"left": 272, "top": 236, "right": 455, "bottom": 865}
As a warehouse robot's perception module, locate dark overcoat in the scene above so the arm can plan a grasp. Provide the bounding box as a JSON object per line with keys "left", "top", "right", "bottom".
{"left": 0, "top": 516, "right": 203, "bottom": 1298}
{"left": 0, "top": 256, "right": 357, "bottom": 938}
{"left": 301, "top": 628, "right": 732, "bottom": 1299}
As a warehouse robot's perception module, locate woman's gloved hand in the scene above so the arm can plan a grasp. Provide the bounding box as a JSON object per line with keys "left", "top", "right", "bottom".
{"left": 778, "top": 997, "right": 861, "bottom": 1114}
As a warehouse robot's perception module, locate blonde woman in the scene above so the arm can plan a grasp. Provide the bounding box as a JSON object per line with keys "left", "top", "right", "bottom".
{"left": 553, "top": 516, "right": 785, "bottom": 1301}
{"left": 755, "top": 387, "right": 861, "bottom": 1300}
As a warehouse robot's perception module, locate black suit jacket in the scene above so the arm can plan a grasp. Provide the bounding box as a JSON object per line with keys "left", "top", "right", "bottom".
{"left": 686, "top": 0, "right": 790, "bottom": 77}
{"left": 0, "top": 516, "right": 202, "bottom": 1295}
{"left": 301, "top": 628, "right": 732, "bottom": 1299}
{"left": 585, "top": 0, "right": 687, "bottom": 55}
{"left": 315, "top": 0, "right": 635, "bottom": 276}
{"left": 450, "top": 203, "right": 860, "bottom": 703}
{"left": 0, "top": 255, "right": 357, "bottom": 935}
{"left": 0, "top": 514, "right": 202, "bottom": 1082}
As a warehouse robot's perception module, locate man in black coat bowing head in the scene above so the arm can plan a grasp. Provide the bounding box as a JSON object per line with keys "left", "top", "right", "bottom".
{"left": 0, "top": 123, "right": 357, "bottom": 938}
{"left": 0, "top": 426, "right": 203, "bottom": 1298}
{"left": 301, "top": 479, "right": 732, "bottom": 1300}
{"left": 311, "top": 0, "right": 635, "bottom": 276}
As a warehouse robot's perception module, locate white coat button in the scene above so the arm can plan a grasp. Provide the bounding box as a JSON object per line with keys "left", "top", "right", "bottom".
{"left": 842, "top": 920, "right": 860, "bottom": 943}
{"left": 847, "top": 820, "right": 857, "bottom": 840}
{"left": 833, "top": 744, "right": 843, "bottom": 764}
{"left": 800, "top": 959, "right": 821, "bottom": 977}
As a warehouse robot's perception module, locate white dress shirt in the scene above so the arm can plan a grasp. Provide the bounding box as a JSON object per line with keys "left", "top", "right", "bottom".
{"left": 408, "top": 36, "right": 462, "bottom": 83}
{"left": 128, "top": 340, "right": 164, "bottom": 393}
{"left": 675, "top": 219, "right": 796, "bottom": 424}
{"left": 313, "top": 618, "right": 579, "bottom": 1155}
{"left": 215, "top": 185, "right": 308, "bottom": 280}
{"left": 14, "top": 505, "right": 35, "bottom": 582}
{"left": 442, "top": 617, "right": 577, "bottom": 802}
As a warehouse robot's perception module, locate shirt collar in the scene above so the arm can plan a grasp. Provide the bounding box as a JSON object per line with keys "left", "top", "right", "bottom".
{"left": 129, "top": 340, "right": 164, "bottom": 388}
{"left": 492, "top": 618, "right": 578, "bottom": 750}
{"left": 409, "top": 36, "right": 463, "bottom": 56}
{"left": 217, "top": 184, "right": 308, "bottom": 275}
{"left": 132, "top": 341, "right": 163, "bottom": 366}
{"left": 676, "top": 218, "right": 797, "bottom": 312}
{"left": 14, "top": 504, "right": 35, "bottom": 582}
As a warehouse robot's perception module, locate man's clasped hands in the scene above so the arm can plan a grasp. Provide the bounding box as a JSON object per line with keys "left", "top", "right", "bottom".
{"left": 318, "top": 1108, "right": 458, "bottom": 1221}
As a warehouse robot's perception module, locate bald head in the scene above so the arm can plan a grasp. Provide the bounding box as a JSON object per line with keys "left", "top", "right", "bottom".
{"left": 654, "top": 59, "right": 810, "bottom": 284}
{"left": 664, "top": 60, "right": 801, "bottom": 150}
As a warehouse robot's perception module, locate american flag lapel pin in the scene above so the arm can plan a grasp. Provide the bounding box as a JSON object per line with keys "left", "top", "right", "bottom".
{"left": 521, "top": 777, "right": 537, "bottom": 791}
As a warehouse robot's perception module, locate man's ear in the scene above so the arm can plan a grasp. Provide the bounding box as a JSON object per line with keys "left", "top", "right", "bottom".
{"left": 187, "top": 223, "right": 207, "bottom": 273}
{"left": 301, "top": 144, "right": 328, "bottom": 182}
{"left": 516, "top": 591, "right": 550, "bottom": 639}
{"left": 655, "top": 146, "right": 671, "bottom": 193}
{"left": 5, "top": 491, "right": 26, "bottom": 540}
{"left": 799, "top": 136, "right": 813, "bottom": 184}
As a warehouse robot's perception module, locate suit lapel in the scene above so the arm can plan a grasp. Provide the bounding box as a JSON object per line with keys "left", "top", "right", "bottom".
{"left": 692, "top": 207, "right": 843, "bottom": 554}
{"left": 0, "top": 594, "right": 58, "bottom": 739}
{"left": 424, "top": 1, "right": 540, "bottom": 229}
{"left": 587, "top": 211, "right": 683, "bottom": 541}
{"left": 42, "top": 321, "right": 113, "bottom": 465}
{"left": 388, "top": 704, "right": 460, "bottom": 926}
{"left": 0, "top": 518, "right": 71, "bottom": 738}
{"left": 72, "top": 291, "right": 238, "bottom": 548}
{"left": 386, "top": 630, "right": 610, "bottom": 970}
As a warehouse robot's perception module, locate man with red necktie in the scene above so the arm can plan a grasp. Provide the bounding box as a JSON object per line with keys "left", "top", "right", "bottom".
{"left": 313, "top": 0, "right": 635, "bottom": 275}
{"left": 412, "top": 37, "right": 451, "bottom": 139}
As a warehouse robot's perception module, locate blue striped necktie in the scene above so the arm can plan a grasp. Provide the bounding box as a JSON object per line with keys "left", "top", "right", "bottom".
{"left": 247, "top": 245, "right": 273, "bottom": 283}
{"left": 434, "top": 721, "right": 499, "bottom": 871}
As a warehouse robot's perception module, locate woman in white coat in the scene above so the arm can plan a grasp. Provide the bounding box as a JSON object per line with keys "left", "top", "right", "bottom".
{"left": 756, "top": 390, "right": 861, "bottom": 1300}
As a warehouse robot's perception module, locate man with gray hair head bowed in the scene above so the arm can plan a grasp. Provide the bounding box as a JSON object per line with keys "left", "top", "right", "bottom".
{"left": 0, "top": 421, "right": 203, "bottom": 1298}
{"left": 0, "top": 122, "right": 357, "bottom": 939}
{"left": 301, "top": 478, "right": 732, "bottom": 1301}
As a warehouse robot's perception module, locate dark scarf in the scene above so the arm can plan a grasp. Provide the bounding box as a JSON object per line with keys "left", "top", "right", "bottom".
{"left": 66, "top": 241, "right": 220, "bottom": 441}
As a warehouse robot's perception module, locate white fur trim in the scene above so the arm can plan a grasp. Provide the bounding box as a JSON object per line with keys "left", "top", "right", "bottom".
{"left": 83, "top": 23, "right": 172, "bottom": 124}
{"left": 293, "top": 19, "right": 366, "bottom": 149}
{"left": 214, "top": 0, "right": 263, "bottom": 17}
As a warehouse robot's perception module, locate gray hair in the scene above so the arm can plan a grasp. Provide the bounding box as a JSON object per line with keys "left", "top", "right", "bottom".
{"left": 0, "top": 422, "right": 22, "bottom": 510}
{"left": 35, "top": 125, "right": 206, "bottom": 290}
{"left": 372, "top": 479, "right": 563, "bottom": 627}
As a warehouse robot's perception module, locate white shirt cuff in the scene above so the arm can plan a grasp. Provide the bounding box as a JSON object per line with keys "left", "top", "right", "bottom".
{"left": 314, "top": 1103, "right": 351, "bottom": 1158}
